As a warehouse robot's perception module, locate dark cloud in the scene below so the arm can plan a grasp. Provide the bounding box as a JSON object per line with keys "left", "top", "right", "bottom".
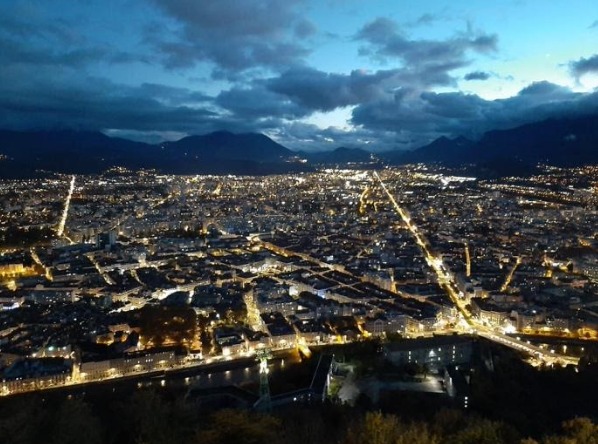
{"left": 0, "top": 66, "right": 222, "bottom": 134}
{"left": 247, "top": 61, "right": 472, "bottom": 118}
{"left": 420, "top": 91, "right": 488, "bottom": 119}
{"left": 0, "top": 3, "right": 209, "bottom": 140}
{"left": 590, "top": 20, "right": 598, "bottom": 29}
{"left": 136, "top": 83, "right": 212, "bottom": 106}
{"left": 0, "top": 36, "right": 106, "bottom": 67}
{"left": 213, "top": 67, "right": 412, "bottom": 121}
{"left": 518, "top": 81, "right": 570, "bottom": 97}
{"left": 408, "top": 9, "right": 453, "bottom": 28}
{"left": 1, "top": 1, "right": 596, "bottom": 154}
{"left": 294, "top": 19, "right": 318, "bottom": 39}
{"left": 0, "top": 6, "right": 146, "bottom": 69}
{"left": 355, "top": 18, "right": 497, "bottom": 89}
{"left": 357, "top": 18, "right": 400, "bottom": 46}
{"left": 352, "top": 82, "right": 598, "bottom": 149}
{"left": 569, "top": 54, "right": 598, "bottom": 78}
{"left": 265, "top": 67, "right": 400, "bottom": 111}
{"left": 0, "top": 14, "right": 78, "bottom": 45}
{"left": 469, "top": 35, "right": 498, "bottom": 52}
{"left": 2, "top": 53, "right": 597, "bottom": 152}
{"left": 356, "top": 17, "right": 497, "bottom": 63}
{"left": 464, "top": 71, "right": 491, "bottom": 81}
{"left": 0, "top": 61, "right": 302, "bottom": 146}
{"left": 215, "top": 86, "right": 309, "bottom": 119}
{"left": 148, "top": 0, "right": 313, "bottom": 75}
{"left": 414, "top": 13, "right": 438, "bottom": 26}
{"left": 352, "top": 96, "right": 443, "bottom": 145}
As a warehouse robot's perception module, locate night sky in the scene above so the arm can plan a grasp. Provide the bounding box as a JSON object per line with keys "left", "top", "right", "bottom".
{"left": 1, "top": 0, "right": 597, "bottom": 151}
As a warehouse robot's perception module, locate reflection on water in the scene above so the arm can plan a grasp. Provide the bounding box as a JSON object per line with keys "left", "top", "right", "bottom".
{"left": 17, "top": 351, "right": 302, "bottom": 404}
{"left": 136, "top": 356, "right": 292, "bottom": 391}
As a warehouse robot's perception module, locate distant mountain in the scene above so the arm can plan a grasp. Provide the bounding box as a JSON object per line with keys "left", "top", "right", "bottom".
{"left": 473, "top": 116, "right": 598, "bottom": 166}
{"left": 0, "top": 129, "right": 309, "bottom": 177}
{"left": 152, "top": 130, "right": 302, "bottom": 175}
{"left": 162, "top": 130, "right": 294, "bottom": 162}
{"left": 0, "top": 129, "right": 150, "bottom": 175}
{"left": 1, "top": 114, "right": 597, "bottom": 178}
{"left": 383, "top": 136, "right": 474, "bottom": 164}
{"left": 385, "top": 115, "right": 598, "bottom": 174}
{"left": 298, "top": 147, "right": 375, "bottom": 164}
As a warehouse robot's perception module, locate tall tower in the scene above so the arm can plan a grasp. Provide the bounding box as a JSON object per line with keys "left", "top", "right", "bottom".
{"left": 255, "top": 348, "right": 272, "bottom": 411}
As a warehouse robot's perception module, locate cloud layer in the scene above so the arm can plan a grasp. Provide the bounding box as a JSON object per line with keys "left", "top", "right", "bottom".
{"left": 0, "top": 1, "right": 597, "bottom": 151}
{"left": 148, "top": 0, "right": 313, "bottom": 75}
{"left": 351, "top": 81, "right": 598, "bottom": 147}
{"left": 570, "top": 54, "right": 598, "bottom": 78}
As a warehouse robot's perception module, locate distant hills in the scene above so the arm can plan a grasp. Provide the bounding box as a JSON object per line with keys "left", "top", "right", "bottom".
{"left": 0, "top": 114, "right": 597, "bottom": 178}
{"left": 162, "top": 131, "right": 294, "bottom": 163}
{"left": 384, "top": 136, "right": 474, "bottom": 165}
{"left": 388, "top": 115, "right": 598, "bottom": 174}
{"left": 0, "top": 129, "right": 308, "bottom": 178}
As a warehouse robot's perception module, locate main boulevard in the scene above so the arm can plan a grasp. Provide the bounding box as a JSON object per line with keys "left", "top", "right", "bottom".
{"left": 374, "top": 171, "right": 579, "bottom": 367}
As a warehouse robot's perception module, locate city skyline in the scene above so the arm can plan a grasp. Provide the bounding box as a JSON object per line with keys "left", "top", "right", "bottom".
{"left": 0, "top": 164, "right": 596, "bottom": 409}
{"left": 0, "top": 0, "right": 597, "bottom": 151}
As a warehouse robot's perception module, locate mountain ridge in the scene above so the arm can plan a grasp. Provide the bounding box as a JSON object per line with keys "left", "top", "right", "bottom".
{"left": 1, "top": 114, "right": 597, "bottom": 178}
{"left": 384, "top": 115, "right": 598, "bottom": 175}
{"left": 0, "top": 129, "right": 306, "bottom": 177}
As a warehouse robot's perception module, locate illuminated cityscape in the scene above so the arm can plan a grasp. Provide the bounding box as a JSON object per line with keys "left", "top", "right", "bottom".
{"left": 1, "top": 0, "right": 598, "bottom": 441}
{"left": 1, "top": 164, "right": 596, "bottom": 397}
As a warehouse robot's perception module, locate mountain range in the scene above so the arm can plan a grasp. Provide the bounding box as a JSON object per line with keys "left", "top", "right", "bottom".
{"left": 0, "top": 130, "right": 307, "bottom": 178}
{"left": 392, "top": 115, "right": 598, "bottom": 167}
{"left": 0, "top": 114, "right": 596, "bottom": 178}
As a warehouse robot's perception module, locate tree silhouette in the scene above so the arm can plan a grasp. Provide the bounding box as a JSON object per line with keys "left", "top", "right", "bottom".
{"left": 139, "top": 306, "right": 196, "bottom": 347}
{"left": 49, "top": 399, "right": 103, "bottom": 444}
{"left": 195, "top": 409, "right": 282, "bottom": 444}
{"left": 0, "top": 397, "right": 47, "bottom": 444}
{"left": 345, "top": 411, "right": 440, "bottom": 444}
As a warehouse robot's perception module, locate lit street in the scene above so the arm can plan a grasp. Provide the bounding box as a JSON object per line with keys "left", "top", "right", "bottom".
{"left": 374, "top": 171, "right": 580, "bottom": 367}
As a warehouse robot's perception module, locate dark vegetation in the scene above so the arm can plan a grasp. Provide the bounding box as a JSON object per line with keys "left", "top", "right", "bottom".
{"left": 0, "top": 392, "right": 596, "bottom": 444}
{"left": 0, "top": 226, "right": 55, "bottom": 249}
{"left": 137, "top": 306, "right": 197, "bottom": 348}
{"left": 0, "top": 339, "right": 596, "bottom": 443}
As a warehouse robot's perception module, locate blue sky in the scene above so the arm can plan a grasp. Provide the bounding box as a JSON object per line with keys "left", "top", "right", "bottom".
{"left": 0, "top": 0, "right": 597, "bottom": 151}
